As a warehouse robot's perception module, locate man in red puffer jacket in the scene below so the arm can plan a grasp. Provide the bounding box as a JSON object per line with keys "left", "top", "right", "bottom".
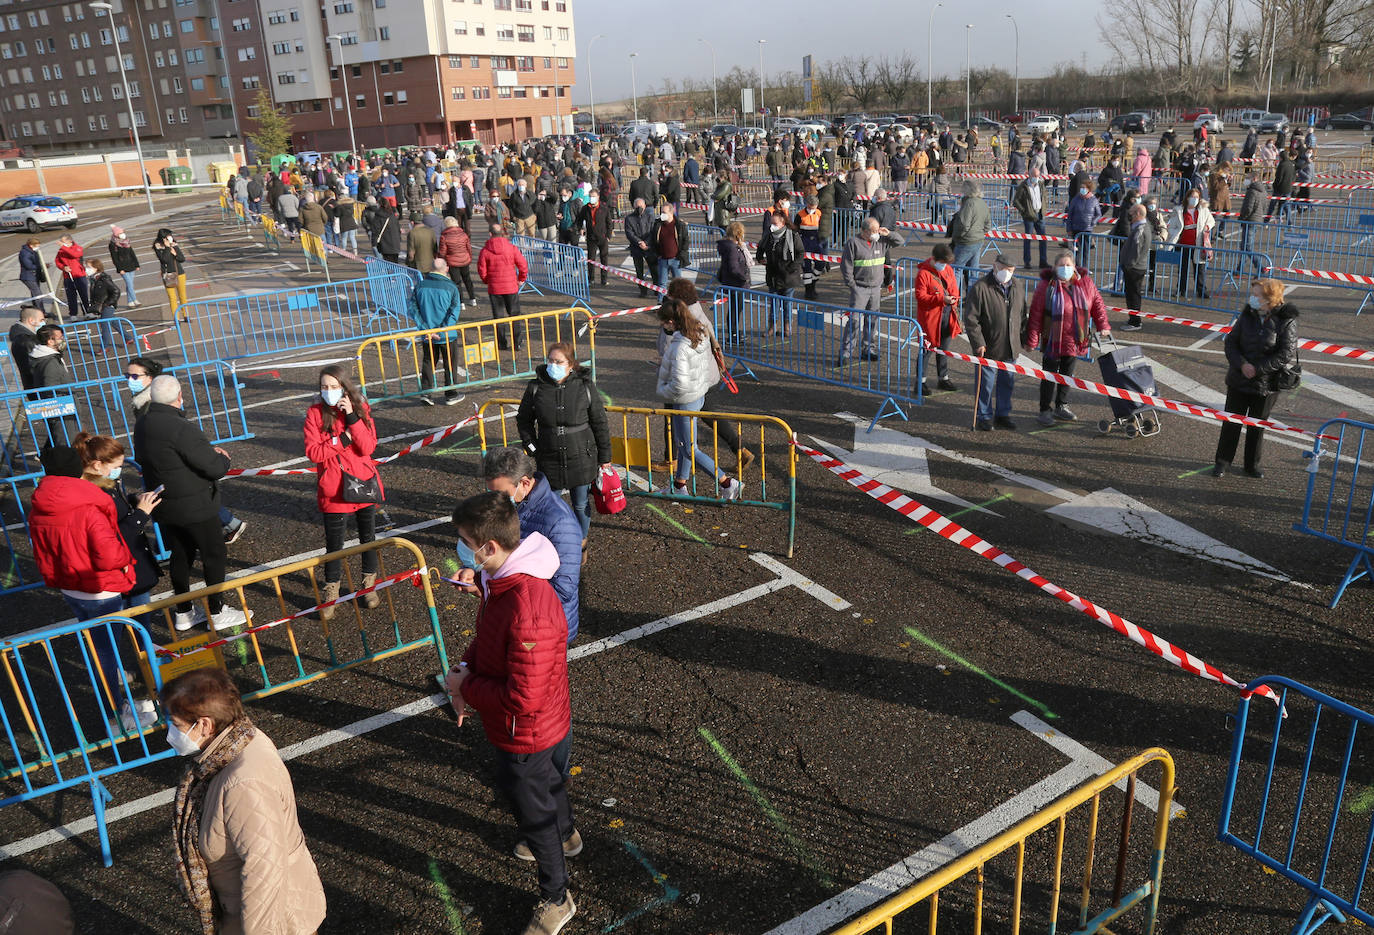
{"left": 445, "top": 491, "right": 577, "bottom": 935}
{"left": 476, "top": 222, "right": 529, "bottom": 351}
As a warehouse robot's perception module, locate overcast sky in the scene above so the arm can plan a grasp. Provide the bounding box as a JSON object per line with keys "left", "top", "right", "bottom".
{"left": 570, "top": 0, "right": 1117, "bottom": 105}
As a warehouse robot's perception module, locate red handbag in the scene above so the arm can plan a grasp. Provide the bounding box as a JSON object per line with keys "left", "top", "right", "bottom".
{"left": 592, "top": 466, "right": 627, "bottom": 515}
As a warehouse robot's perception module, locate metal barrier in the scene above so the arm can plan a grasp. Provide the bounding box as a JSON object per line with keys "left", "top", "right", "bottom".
{"left": 126, "top": 536, "right": 449, "bottom": 700}
{"left": 710, "top": 284, "right": 923, "bottom": 427}
{"left": 1228, "top": 217, "right": 1374, "bottom": 278}
{"left": 685, "top": 223, "right": 724, "bottom": 278}
{"left": 476, "top": 398, "right": 797, "bottom": 557}
{"left": 260, "top": 215, "right": 282, "bottom": 251}
{"left": 363, "top": 254, "right": 423, "bottom": 329}
{"left": 300, "top": 229, "right": 331, "bottom": 280}
{"left": 355, "top": 306, "right": 594, "bottom": 404}
{"left": 835, "top": 748, "right": 1177, "bottom": 935}
{"left": 509, "top": 234, "right": 591, "bottom": 306}
{"left": 0, "top": 616, "right": 176, "bottom": 866}
{"left": 1293, "top": 418, "right": 1374, "bottom": 607}
{"left": 1073, "top": 232, "right": 1274, "bottom": 318}
{"left": 173, "top": 275, "right": 413, "bottom": 363}
{"left": 1219, "top": 676, "right": 1374, "bottom": 934}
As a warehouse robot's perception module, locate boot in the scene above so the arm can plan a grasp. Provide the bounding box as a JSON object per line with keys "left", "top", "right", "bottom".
{"left": 320, "top": 581, "right": 340, "bottom": 621}
{"left": 738, "top": 448, "right": 756, "bottom": 473}
{"left": 361, "top": 572, "right": 380, "bottom": 609}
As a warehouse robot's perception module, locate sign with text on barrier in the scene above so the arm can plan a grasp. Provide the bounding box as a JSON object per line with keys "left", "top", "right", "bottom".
{"left": 710, "top": 284, "right": 923, "bottom": 430}
{"left": 22, "top": 395, "right": 75, "bottom": 420}
{"left": 509, "top": 234, "right": 591, "bottom": 306}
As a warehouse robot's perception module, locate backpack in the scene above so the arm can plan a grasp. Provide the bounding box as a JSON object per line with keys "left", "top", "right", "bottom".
{"left": 946, "top": 209, "right": 964, "bottom": 242}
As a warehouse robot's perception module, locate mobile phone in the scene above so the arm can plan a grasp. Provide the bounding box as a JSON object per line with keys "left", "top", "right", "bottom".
{"left": 151, "top": 484, "right": 165, "bottom": 494}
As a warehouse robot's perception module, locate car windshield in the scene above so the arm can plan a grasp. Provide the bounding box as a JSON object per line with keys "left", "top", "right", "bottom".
{"left": 1265, "top": 113, "right": 1284, "bottom": 120}
{"left": 36, "top": 198, "right": 66, "bottom": 207}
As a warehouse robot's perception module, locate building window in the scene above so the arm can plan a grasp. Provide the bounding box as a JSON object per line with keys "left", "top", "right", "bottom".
{"left": 513, "top": 86, "right": 525, "bottom": 97}
{"left": 470, "top": 55, "right": 479, "bottom": 67}
{"left": 179, "top": 19, "right": 194, "bottom": 32}
{"left": 557, "top": 56, "right": 567, "bottom": 68}
{"left": 128, "top": 80, "right": 140, "bottom": 97}
{"left": 396, "top": 89, "right": 407, "bottom": 103}
{"left": 379, "top": 26, "right": 389, "bottom": 39}
{"left": 496, "top": 25, "right": 513, "bottom": 41}
{"left": 311, "top": 99, "right": 322, "bottom": 110}
{"left": 392, "top": 59, "right": 402, "bottom": 72}
{"left": 451, "top": 20, "right": 466, "bottom": 34}
{"left": 542, "top": 56, "right": 550, "bottom": 68}
{"left": 448, "top": 54, "right": 461, "bottom": 66}
{"left": 450, "top": 86, "right": 464, "bottom": 99}
{"left": 541, "top": 0, "right": 548, "bottom": 8}
{"left": 27, "top": 92, "right": 38, "bottom": 107}
{"left": 238, "top": 46, "right": 256, "bottom": 60}
{"left": 59, "top": 90, "right": 68, "bottom": 104}
{"left": 232, "top": 17, "right": 251, "bottom": 30}
{"left": 383, "top": 91, "right": 393, "bottom": 104}
{"left": 242, "top": 75, "right": 259, "bottom": 88}
{"left": 290, "top": 8, "right": 300, "bottom": 20}
{"left": 190, "top": 77, "right": 204, "bottom": 90}
{"left": 515, "top": 56, "right": 532, "bottom": 70}
{"left": 334, "top": 1, "right": 353, "bottom": 11}
{"left": 516, "top": 24, "right": 533, "bottom": 42}
{"left": 557, "top": 26, "right": 567, "bottom": 39}
{"left": 154, "top": 50, "right": 164, "bottom": 65}
{"left": 379, "top": 61, "right": 388, "bottom": 74}
{"left": 172, "top": 75, "right": 183, "bottom": 91}
{"left": 340, "top": 32, "right": 358, "bottom": 44}
{"left": 542, "top": 26, "right": 550, "bottom": 39}
{"left": 515, "top": 0, "right": 530, "bottom": 8}
{"left": 165, "top": 108, "right": 175, "bottom": 124}
{"left": 474, "top": 24, "right": 484, "bottom": 36}
{"left": 497, "top": 86, "right": 511, "bottom": 98}
{"left": 492, "top": 0, "right": 510, "bottom": 7}
{"left": 272, "top": 41, "right": 290, "bottom": 53}
{"left": 20, "top": 121, "right": 31, "bottom": 136}
{"left": 350, "top": 64, "right": 361, "bottom": 77}
{"left": 80, "top": 87, "right": 90, "bottom": 103}
{"left": 555, "top": 1, "right": 566, "bottom": 10}
{"left": 277, "top": 71, "right": 296, "bottom": 84}
{"left": 267, "top": 9, "right": 286, "bottom": 23}
{"left": 99, "top": 28, "right": 112, "bottom": 45}
{"left": 247, "top": 104, "right": 261, "bottom": 117}
{"left": 375, "top": 0, "right": 386, "bottom": 7}
{"left": 185, "top": 48, "right": 204, "bottom": 63}
{"left": 355, "top": 93, "right": 366, "bottom": 108}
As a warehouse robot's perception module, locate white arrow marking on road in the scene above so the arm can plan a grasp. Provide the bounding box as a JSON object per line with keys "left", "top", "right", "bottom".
{"left": 815, "top": 417, "right": 1003, "bottom": 515}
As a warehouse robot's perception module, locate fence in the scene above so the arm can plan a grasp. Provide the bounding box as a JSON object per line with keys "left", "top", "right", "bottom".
{"left": 834, "top": 748, "right": 1176, "bottom": 934}
{"left": 1072, "top": 233, "right": 1274, "bottom": 319}
{"left": 1293, "top": 418, "right": 1374, "bottom": 607}
{"left": 1227, "top": 217, "right": 1374, "bottom": 279}
{"left": 173, "top": 275, "right": 413, "bottom": 364}
{"left": 685, "top": 223, "right": 724, "bottom": 278}
{"left": 0, "top": 317, "right": 143, "bottom": 396}
{"left": 1219, "top": 676, "right": 1374, "bottom": 934}
{"left": 0, "top": 615, "right": 176, "bottom": 866}
{"left": 510, "top": 235, "right": 591, "bottom": 306}
{"left": 476, "top": 398, "right": 798, "bottom": 557}
{"left": 355, "top": 306, "right": 594, "bottom": 404}
{"left": 363, "top": 255, "right": 423, "bottom": 330}
{"left": 300, "top": 229, "right": 331, "bottom": 280}
{"left": 710, "top": 284, "right": 923, "bottom": 428}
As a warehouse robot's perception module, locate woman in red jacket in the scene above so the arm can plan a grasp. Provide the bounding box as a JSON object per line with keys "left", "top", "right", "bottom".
{"left": 438, "top": 216, "right": 477, "bottom": 308}
{"left": 303, "top": 364, "right": 384, "bottom": 619}
{"left": 913, "top": 243, "right": 963, "bottom": 395}
{"left": 1025, "top": 251, "right": 1112, "bottom": 426}
{"left": 476, "top": 223, "right": 529, "bottom": 351}
{"left": 54, "top": 233, "right": 92, "bottom": 318}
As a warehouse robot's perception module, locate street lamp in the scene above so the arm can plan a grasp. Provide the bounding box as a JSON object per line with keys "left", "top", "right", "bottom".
{"left": 757, "top": 39, "right": 766, "bottom": 131}
{"left": 90, "top": 2, "right": 153, "bottom": 215}
{"left": 699, "top": 38, "right": 718, "bottom": 125}
{"left": 1006, "top": 14, "right": 1019, "bottom": 115}
{"left": 587, "top": 33, "right": 604, "bottom": 133}
{"left": 629, "top": 52, "right": 639, "bottom": 125}
{"left": 326, "top": 34, "right": 358, "bottom": 156}
{"left": 964, "top": 24, "right": 974, "bottom": 131}
{"left": 927, "top": 2, "right": 942, "bottom": 115}
{"left": 1264, "top": 14, "right": 1279, "bottom": 112}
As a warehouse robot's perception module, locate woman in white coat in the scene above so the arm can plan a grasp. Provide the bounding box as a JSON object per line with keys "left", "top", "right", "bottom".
{"left": 655, "top": 296, "right": 744, "bottom": 500}
{"left": 1165, "top": 187, "right": 1216, "bottom": 300}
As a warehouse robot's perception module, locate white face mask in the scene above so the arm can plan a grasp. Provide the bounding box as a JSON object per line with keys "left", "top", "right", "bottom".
{"left": 166, "top": 721, "right": 203, "bottom": 757}
{"left": 589, "top": 195, "right": 599, "bottom": 204}
{"left": 994, "top": 267, "right": 1014, "bottom": 284}
{"left": 932, "top": 261, "right": 947, "bottom": 272}
{"left": 868, "top": 231, "right": 880, "bottom": 242}
{"left": 1187, "top": 196, "right": 1199, "bottom": 207}
{"left": 661, "top": 212, "right": 672, "bottom": 222}
{"left": 321, "top": 387, "right": 344, "bottom": 407}
{"left": 771, "top": 223, "right": 783, "bottom": 233}
{"left": 780, "top": 201, "right": 791, "bottom": 212}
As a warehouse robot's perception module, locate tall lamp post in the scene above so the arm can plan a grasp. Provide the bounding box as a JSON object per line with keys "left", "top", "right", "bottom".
{"left": 587, "top": 33, "right": 604, "bottom": 132}
{"left": 757, "top": 39, "right": 766, "bottom": 131}
{"left": 699, "top": 38, "right": 718, "bottom": 125}
{"left": 927, "top": 2, "right": 942, "bottom": 115}
{"left": 91, "top": 2, "right": 153, "bottom": 215}
{"left": 629, "top": 52, "right": 639, "bottom": 125}
{"left": 1264, "top": 14, "right": 1279, "bottom": 112}
{"left": 964, "top": 24, "right": 974, "bottom": 131}
{"left": 1006, "top": 14, "right": 1019, "bottom": 114}
{"left": 326, "top": 34, "right": 358, "bottom": 156}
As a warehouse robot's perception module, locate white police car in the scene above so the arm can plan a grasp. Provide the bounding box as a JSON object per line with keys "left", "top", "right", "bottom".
{"left": 0, "top": 194, "right": 78, "bottom": 233}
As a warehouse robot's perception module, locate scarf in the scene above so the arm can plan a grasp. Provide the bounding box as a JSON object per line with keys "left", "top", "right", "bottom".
{"left": 172, "top": 716, "right": 257, "bottom": 935}
{"left": 1047, "top": 279, "right": 1088, "bottom": 355}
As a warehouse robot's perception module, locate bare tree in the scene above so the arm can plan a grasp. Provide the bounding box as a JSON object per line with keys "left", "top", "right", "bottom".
{"left": 875, "top": 54, "right": 919, "bottom": 110}
{"left": 815, "top": 59, "right": 849, "bottom": 112}
{"left": 838, "top": 56, "right": 882, "bottom": 110}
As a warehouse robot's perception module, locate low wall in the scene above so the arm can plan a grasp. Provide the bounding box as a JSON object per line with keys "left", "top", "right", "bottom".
{"left": 1, "top": 147, "right": 243, "bottom": 200}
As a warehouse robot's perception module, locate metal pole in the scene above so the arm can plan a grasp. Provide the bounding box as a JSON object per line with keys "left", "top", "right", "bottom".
{"left": 965, "top": 25, "right": 973, "bottom": 130}
{"left": 328, "top": 36, "right": 358, "bottom": 156}
{"left": 588, "top": 33, "right": 604, "bottom": 133}
{"left": 758, "top": 39, "right": 766, "bottom": 131}
{"left": 1006, "top": 14, "right": 1019, "bottom": 114}
{"left": 553, "top": 41, "right": 561, "bottom": 135}
{"left": 927, "top": 2, "right": 942, "bottom": 115}
{"left": 92, "top": 3, "right": 153, "bottom": 215}
{"left": 630, "top": 52, "right": 638, "bottom": 125}
{"left": 1264, "top": 12, "right": 1278, "bottom": 112}
{"left": 699, "top": 39, "right": 717, "bottom": 125}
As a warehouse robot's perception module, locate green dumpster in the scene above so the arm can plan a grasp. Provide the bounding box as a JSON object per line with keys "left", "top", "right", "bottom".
{"left": 158, "top": 166, "right": 193, "bottom": 193}
{"left": 270, "top": 154, "right": 297, "bottom": 174}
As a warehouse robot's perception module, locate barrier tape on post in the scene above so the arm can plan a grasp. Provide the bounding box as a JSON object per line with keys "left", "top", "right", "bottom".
{"left": 1264, "top": 265, "right": 1374, "bottom": 287}
{"left": 792, "top": 438, "right": 1281, "bottom": 704}
{"left": 225, "top": 412, "right": 480, "bottom": 477}
{"left": 586, "top": 258, "right": 667, "bottom": 295}
{"left": 1104, "top": 305, "right": 1374, "bottom": 361}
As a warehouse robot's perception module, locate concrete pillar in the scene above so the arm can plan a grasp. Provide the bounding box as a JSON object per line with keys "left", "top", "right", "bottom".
{"left": 32, "top": 158, "right": 45, "bottom": 194}
{"left": 103, "top": 154, "right": 117, "bottom": 189}
{"left": 165, "top": 149, "right": 178, "bottom": 166}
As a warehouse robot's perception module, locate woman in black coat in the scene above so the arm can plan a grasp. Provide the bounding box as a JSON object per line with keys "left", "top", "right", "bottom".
{"left": 516, "top": 341, "right": 612, "bottom": 543}
{"left": 716, "top": 221, "right": 752, "bottom": 341}
{"left": 1212, "top": 278, "right": 1299, "bottom": 478}
{"left": 373, "top": 202, "right": 402, "bottom": 262}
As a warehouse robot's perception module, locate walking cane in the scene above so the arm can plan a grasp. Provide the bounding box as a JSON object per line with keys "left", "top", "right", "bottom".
{"left": 972, "top": 360, "right": 983, "bottom": 430}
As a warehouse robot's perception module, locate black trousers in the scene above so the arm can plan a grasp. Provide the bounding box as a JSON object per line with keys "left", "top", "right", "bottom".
{"left": 1039, "top": 354, "right": 1078, "bottom": 411}
{"left": 495, "top": 732, "right": 573, "bottom": 901}
{"left": 630, "top": 249, "right": 648, "bottom": 292}
{"left": 489, "top": 293, "right": 523, "bottom": 349}
{"left": 447, "top": 265, "right": 476, "bottom": 302}
{"left": 1176, "top": 247, "right": 1207, "bottom": 298}
{"left": 1123, "top": 267, "right": 1146, "bottom": 325}
{"left": 323, "top": 507, "right": 378, "bottom": 583}
{"left": 1214, "top": 388, "right": 1277, "bottom": 470}
{"left": 420, "top": 338, "right": 461, "bottom": 398}
{"left": 166, "top": 517, "right": 228, "bottom": 615}
{"left": 585, "top": 239, "right": 609, "bottom": 284}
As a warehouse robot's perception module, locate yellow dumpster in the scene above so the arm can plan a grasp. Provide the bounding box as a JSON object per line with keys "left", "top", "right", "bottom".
{"left": 206, "top": 161, "right": 241, "bottom": 184}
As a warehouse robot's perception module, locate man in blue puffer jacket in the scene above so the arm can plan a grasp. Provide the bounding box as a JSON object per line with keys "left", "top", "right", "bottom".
{"left": 479, "top": 446, "right": 583, "bottom": 641}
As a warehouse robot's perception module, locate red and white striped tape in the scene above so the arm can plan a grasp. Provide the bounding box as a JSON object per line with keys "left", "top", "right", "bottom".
{"left": 1105, "top": 305, "right": 1374, "bottom": 361}
{"left": 793, "top": 439, "right": 1279, "bottom": 702}
{"left": 1266, "top": 195, "right": 1346, "bottom": 204}
{"left": 1264, "top": 265, "right": 1374, "bottom": 287}
{"left": 226, "top": 413, "right": 480, "bottom": 477}
{"left": 586, "top": 258, "right": 667, "bottom": 294}
{"left": 951, "top": 172, "right": 1070, "bottom": 181}
{"left": 1304, "top": 181, "right": 1374, "bottom": 191}
{"left": 895, "top": 218, "right": 1073, "bottom": 244}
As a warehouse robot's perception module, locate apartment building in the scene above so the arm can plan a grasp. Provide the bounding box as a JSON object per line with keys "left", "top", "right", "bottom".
{"left": 0, "top": 0, "right": 575, "bottom": 153}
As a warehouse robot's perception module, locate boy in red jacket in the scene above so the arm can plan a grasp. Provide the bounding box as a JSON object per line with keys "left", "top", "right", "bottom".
{"left": 446, "top": 491, "right": 578, "bottom": 935}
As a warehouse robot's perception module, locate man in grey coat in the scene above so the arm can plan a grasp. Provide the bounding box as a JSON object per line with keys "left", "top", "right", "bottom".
{"left": 950, "top": 179, "right": 990, "bottom": 288}
{"left": 837, "top": 217, "right": 905, "bottom": 366}
{"left": 962, "top": 254, "right": 1024, "bottom": 430}
{"left": 1118, "top": 203, "right": 1152, "bottom": 330}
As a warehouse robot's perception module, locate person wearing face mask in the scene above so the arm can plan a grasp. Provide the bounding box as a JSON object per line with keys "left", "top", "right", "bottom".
{"left": 1131, "top": 145, "right": 1154, "bottom": 196}
{"left": 838, "top": 217, "right": 905, "bottom": 366}
{"left": 445, "top": 491, "right": 578, "bottom": 935}
{"left": 303, "top": 364, "right": 383, "bottom": 620}
{"left": 914, "top": 244, "right": 962, "bottom": 394}
{"left": 412, "top": 257, "right": 466, "bottom": 406}
{"left": 963, "top": 254, "right": 1025, "bottom": 430}
{"left": 27, "top": 436, "right": 161, "bottom": 731}
{"left": 623, "top": 197, "right": 656, "bottom": 298}
{"left": 1165, "top": 187, "right": 1215, "bottom": 300}
{"left": 477, "top": 223, "right": 530, "bottom": 351}
{"left": 711, "top": 170, "right": 736, "bottom": 230}
{"left": 29, "top": 323, "right": 79, "bottom": 446}
{"left": 508, "top": 178, "right": 537, "bottom": 238}
{"left": 1012, "top": 166, "right": 1049, "bottom": 270}
{"left": 1065, "top": 179, "right": 1102, "bottom": 269}
{"left": 86, "top": 258, "right": 132, "bottom": 353}
{"left": 948, "top": 179, "right": 991, "bottom": 289}
{"left": 756, "top": 209, "right": 804, "bottom": 337}
{"left": 761, "top": 190, "right": 793, "bottom": 241}
{"left": 1097, "top": 156, "right": 1125, "bottom": 216}
{"left": 533, "top": 186, "right": 559, "bottom": 241}
{"left": 1211, "top": 279, "right": 1299, "bottom": 478}
{"left": 153, "top": 228, "right": 190, "bottom": 320}
{"left": 554, "top": 186, "right": 581, "bottom": 248}
{"left": 107, "top": 225, "right": 142, "bottom": 309}
{"left": 1026, "top": 252, "right": 1111, "bottom": 426}
{"left": 517, "top": 342, "right": 611, "bottom": 542}
{"left": 161, "top": 667, "right": 326, "bottom": 935}
{"left": 54, "top": 234, "right": 92, "bottom": 319}
{"left": 1118, "top": 203, "right": 1152, "bottom": 330}
{"left": 578, "top": 188, "right": 613, "bottom": 287}
{"left": 650, "top": 201, "right": 690, "bottom": 291}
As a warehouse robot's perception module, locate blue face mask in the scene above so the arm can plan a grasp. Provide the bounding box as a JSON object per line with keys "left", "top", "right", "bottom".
{"left": 455, "top": 538, "right": 486, "bottom": 570}
{"left": 321, "top": 387, "right": 344, "bottom": 407}
{"left": 1248, "top": 295, "right": 1262, "bottom": 310}
{"left": 127, "top": 377, "right": 145, "bottom": 395}
{"left": 1055, "top": 265, "right": 1075, "bottom": 281}
{"left": 932, "top": 261, "right": 947, "bottom": 272}
{"left": 546, "top": 362, "right": 568, "bottom": 382}
{"left": 107, "top": 466, "right": 121, "bottom": 481}
{"left": 1078, "top": 187, "right": 1088, "bottom": 197}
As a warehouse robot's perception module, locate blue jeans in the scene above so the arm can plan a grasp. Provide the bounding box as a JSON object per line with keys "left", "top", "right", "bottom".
{"left": 568, "top": 484, "right": 591, "bottom": 538}
{"left": 670, "top": 396, "right": 719, "bottom": 485}
{"left": 98, "top": 306, "right": 135, "bottom": 350}
{"left": 341, "top": 229, "right": 358, "bottom": 252}
{"left": 952, "top": 243, "right": 981, "bottom": 289}
{"left": 656, "top": 257, "right": 680, "bottom": 289}
{"left": 977, "top": 364, "right": 1015, "bottom": 421}
{"left": 767, "top": 287, "right": 795, "bottom": 333}
{"left": 62, "top": 591, "right": 150, "bottom": 715}
{"left": 1021, "top": 218, "right": 1048, "bottom": 268}
{"left": 120, "top": 269, "right": 137, "bottom": 304}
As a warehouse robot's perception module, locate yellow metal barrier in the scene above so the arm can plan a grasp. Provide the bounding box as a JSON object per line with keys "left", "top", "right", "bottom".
{"left": 355, "top": 306, "right": 594, "bottom": 404}
{"left": 301, "top": 228, "right": 330, "bottom": 280}
{"left": 123, "top": 536, "right": 449, "bottom": 701}
{"left": 833, "top": 748, "right": 1176, "bottom": 935}
{"left": 477, "top": 398, "right": 797, "bottom": 556}
{"left": 1361, "top": 145, "right": 1374, "bottom": 172}
{"left": 261, "top": 214, "right": 281, "bottom": 250}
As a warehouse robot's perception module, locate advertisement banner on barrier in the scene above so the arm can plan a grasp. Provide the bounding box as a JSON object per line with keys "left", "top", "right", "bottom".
{"left": 23, "top": 395, "right": 76, "bottom": 420}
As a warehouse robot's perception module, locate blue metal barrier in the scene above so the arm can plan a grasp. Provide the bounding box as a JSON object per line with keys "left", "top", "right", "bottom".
{"left": 509, "top": 235, "right": 591, "bottom": 306}
{"left": 173, "top": 275, "right": 412, "bottom": 363}
{"left": 685, "top": 223, "right": 724, "bottom": 278}
{"left": 1225, "top": 219, "right": 1374, "bottom": 279}
{"left": 1293, "top": 418, "right": 1374, "bottom": 607}
{"left": 710, "top": 284, "right": 923, "bottom": 427}
{"left": 0, "top": 615, "right": 175, "bottom": 866}
{"left": 1073, "top": 232, "right": 1274, "bottom": 318}
{"left": 1219, "top": 676, "right": 1374, "bottom": 934}
{"left": 363, "top": 255, "right": 422, "bottom": 329}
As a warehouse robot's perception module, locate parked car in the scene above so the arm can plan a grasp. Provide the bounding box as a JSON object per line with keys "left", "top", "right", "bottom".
{"left": 0, "top": 194, "right": 77, "bottom": 232}
{"left": 960, "top": 116, "right": 1003, "bottom": 131}
{"left": 914, "top": 114, "right": 947, "bottom": 131}
{"left": 796, "top": 120, "right": 831, "bottom": 134}
{"left": 1068, "top": 107, "right": 1107, "bottom": 123}
{"left": 774, "top": 117, "right": 802, "bottom": 130}
{"left": 1027, "top": 114, "right": 1060, "bottom": 134}
{"left": 843, "top": 121, "right": 880, "bottom": 138}
{"left": 708, "top": 124, "right": 742, "bottom": 136}
{"left": 1001, "top": 111, "right": 1037, "bottom": 124}
{"left": 1180, "top": 108, "right": 1210, "bottom": 122}
{"left": 1259, "top": 112, "right": 1290, "bottom": 132}
{"left": 1194, "top": 113, "right": 1224, "bottom": 133}
{"left": 1110, "top": 111, "right": 1154, "bottom": 134}
{"left": 1323, "top": 113, "right": 1373, "bottom": 131}
{"left": 1237, "top": 109, "right": 1268, "bottom": 129}
{"left": 888, "top": 123, "right": 915, "bottom": 144}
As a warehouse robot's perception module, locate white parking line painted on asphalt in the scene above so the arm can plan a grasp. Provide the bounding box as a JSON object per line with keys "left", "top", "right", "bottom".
{"left": 0, "top": 552, "right": 851, "bottom": 861}
{"left": 764, "top": 710, "right": 1183, "bottom": 935}
{"left": 1299, "top": 369, "right": 1374, "bottom": 416}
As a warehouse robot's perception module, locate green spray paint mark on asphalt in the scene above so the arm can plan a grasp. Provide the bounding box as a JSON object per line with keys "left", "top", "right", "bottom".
{"left": 643, "top": 503, "right": 710, "bottom": 546}
{"left": 437, "top": 437, "right": 481, "bottom": 455}
{"left": 1029, "top": 421, "right": 1070, "bottom": 435}
{"left": 697, "top": 727, "right": 834, "bottom": 888}
{"left": 1349, "top": 785, "right": 1374, "bottom": 816}
{"left": 1178, "top": 464, "right": 1215, "bottom": 478}
{"left": 443, "top": 557, "right": 459, "bottom": 575}
{"left": 904, "top": 626, "right": 1059, "bottom": 720}
{"left": 599, "top": 389, "right": 614, "bottom": 407}
{"left": 904, "top": 493, "right": 1012, "bottom": 532}
{"left": 427, "top": 859, "right": 466, "bottom": 934}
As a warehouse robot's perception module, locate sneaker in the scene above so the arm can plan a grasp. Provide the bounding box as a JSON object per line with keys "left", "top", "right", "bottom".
{"left": 1211, "top": 462, "right": 1227, "bottom": 478}
{"left": 418, "top": 395, "right": 436, "bottom": 406}
{"left": 937, "top": 379, "right": 958, "bottom": 392}
{"left": 223, "top": 520, "right": 247, "bottom": 545}
{"left": 128, "top": 301, "right": 142, "bottom": 308}
{"left": 975, "top": 419, "right": 993, "bottom": 431}
{"left": 1053, "top": 406, "right": 1077, "bottom": 422}
{"left": 920, "top": 382, "right": 933, "bottom": 396}
{"left": 1119, "top": 322, "right": 1142, "bottom": 331}
{"left": 521, "top": 893, "right": 576, "bottom": 935}
{"left": 443, "top": 394, "right": 466, "bottom": 406}
{"left": 722, "top": 477, "right": 745, "bottom": 500}
{"left": 118, "top": 699, "right": 159, "bottom": 731}
{"left": 1036, "top": 410, "right": 1055, "bottom": 427}
{"left": 993, "top": 416, "right": 1018, "bottom": 431}
{"left": 514, "top": 829, "right": 584, "bottom": 862}
{"left": 1242, "top": 466, "right": 1264, "bottom": 478}
{"left": 210, "top": 606, "right": 250, "bottom": 632}
{"left": 173, "top": 611, "right": 197, "bottom": 632}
